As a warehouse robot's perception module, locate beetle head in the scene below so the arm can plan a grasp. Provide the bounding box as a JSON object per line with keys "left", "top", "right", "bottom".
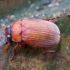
{"left": 5, "top": 25, "right": 12, "bottom": 43}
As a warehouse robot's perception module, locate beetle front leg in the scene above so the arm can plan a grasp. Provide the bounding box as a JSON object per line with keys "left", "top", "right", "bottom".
{"left": 3, "top": 42, "right": 10, "bottom": 52}
{"left": 10, "top": 43, "right": 24, "bottom": 60}
{"left": 10, "top": 43, "right": 19, "bottom": 60}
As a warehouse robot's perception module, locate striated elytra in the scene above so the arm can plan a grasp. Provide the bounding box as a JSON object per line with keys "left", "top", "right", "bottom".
{"left": 11, "top": 18, "right": 60, "bottom": 48}
{"left": 3, "top": 18, "right": 61, "bottom": 60}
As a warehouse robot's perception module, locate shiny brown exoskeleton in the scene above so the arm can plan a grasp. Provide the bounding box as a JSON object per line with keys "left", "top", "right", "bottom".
{"left": 0, "top": 7, "right": 69, "bottom": 61}
{"left": 2, "top": 16, "right": 69, "bottom": 61}
{"left": 3, "top": 18, "right": 61, "bottom": 60}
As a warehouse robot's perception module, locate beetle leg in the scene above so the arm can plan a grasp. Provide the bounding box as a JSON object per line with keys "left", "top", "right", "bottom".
{"left": 42, "top": 49, "right": 69, "bottom": 62}
{"left": 9, "top": 54, "right": 15, "bottom": 60}
{"left": 3, "top": 42, "right": 10, "bottom": 52}
{"left": 10, "top": 43, "right": 24, "bottom": 60}
{"left": 13, "top": 43, "right": 18, "bottom": 51}
{"left": 41, "top": 48, "right": 56, "bottom": 53}
{"left": 9, "top": 43, "right": 18, "bottom": 60}
{"left": 42, "top": 18, "right": 54, "bottom": 21}
{"left": 42, "top": 18, "right": 58, "bottom": 23}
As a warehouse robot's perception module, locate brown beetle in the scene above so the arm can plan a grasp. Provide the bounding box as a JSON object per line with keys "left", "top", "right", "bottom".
{"left": 2, "top": 17, "right": 61, "bottom": 60}
{"left": 2, "top": 8, "right": 70, "bottom": 61}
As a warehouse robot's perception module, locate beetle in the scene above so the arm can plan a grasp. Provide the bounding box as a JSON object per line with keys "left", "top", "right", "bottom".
{"left": 2, "top": 17, "right": 61, "bottom": 60}
{"left": 1, "top": 8, "right": 69, "bottom": 61}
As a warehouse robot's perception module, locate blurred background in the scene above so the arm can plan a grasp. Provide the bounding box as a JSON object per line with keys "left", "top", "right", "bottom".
{"left": 0, "top": 0, "right": 70, "bottom": 70}
{"left": 0, "top": 0, "right": 70, "bottom": 25}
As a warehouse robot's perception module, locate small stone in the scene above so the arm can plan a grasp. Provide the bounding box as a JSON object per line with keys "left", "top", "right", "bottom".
{"left": 7, "top": 15, "right": 16, "bottom": 22}
{"left": 36, "top": 6, "right": 44, "bottom": 11}
{"left": 48, "top": 4, "right": 54, "bottom": 7}
{"left": 9, "top": 15, "right": 16, "bottom": 21}
{"left": 31, "top": 15, "right": 34, "bottom": 18}
{"left": 42, "top": 14, "right": 45, "bottom": 17}
{"left": 66, "top": 47, "right": 69, "bottom": 49}
{"left": 53, "top": 13, "right": 57, "bottom": 18}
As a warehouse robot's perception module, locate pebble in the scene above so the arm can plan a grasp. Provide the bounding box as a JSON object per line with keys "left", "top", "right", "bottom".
{"left": 42, "top": 14, "right": 45, "bottom": 17}
{"left": 36, "top": 6, "right": 44, "bottom": 11}
{"left": 48, "top": 4, "right": 54, "bottom": 7}
{"left": 7, "top": 15, "right": 16, "bottom": 22}
{"left": 66, "top": 47, "right": 69, "bottom": 49}
{"left": 9, "top": 15, "right": 16, "bottom": 21}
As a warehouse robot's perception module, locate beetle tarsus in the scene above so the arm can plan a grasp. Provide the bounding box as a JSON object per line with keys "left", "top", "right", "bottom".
{"left": 9, "top": 54, "right": 15, "bottom": 61}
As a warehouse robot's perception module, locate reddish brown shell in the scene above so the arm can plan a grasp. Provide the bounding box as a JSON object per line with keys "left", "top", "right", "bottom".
{"left": 11, "top": 18, "right": 60, "bottom": 48}
{"left": 11, "top": 20, "right": 21, "bottom": 42}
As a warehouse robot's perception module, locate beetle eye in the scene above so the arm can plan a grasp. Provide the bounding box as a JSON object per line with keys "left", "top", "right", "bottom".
{"left": 7, "top": 35, "right": 11, "bottom": 39}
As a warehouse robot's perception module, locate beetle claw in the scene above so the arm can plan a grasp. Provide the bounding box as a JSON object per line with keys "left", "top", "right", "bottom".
{"left": 9, "top": 54, "right": 15, "bottom": 61}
